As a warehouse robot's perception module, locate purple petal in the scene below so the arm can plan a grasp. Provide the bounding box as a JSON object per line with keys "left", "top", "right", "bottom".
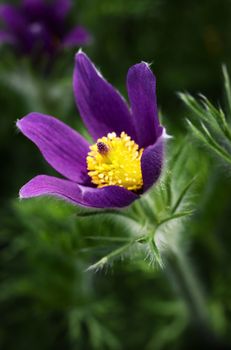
{"left": 51, "top": 0, "right": 71, "bottom": 19}
{"left": 22, "top": 0, "right": 43, "bottom": 6}
{"left": 20, "top": 175, "right": 138, "bottom": 208}
{"left": 141, "top": 129, "right": 165, "bottom": 192}
{"left": 0, "top": 30, "right": 15, "bottom": 44}
{"left": 17, "top": 113, "right": 90, "bottom": 184}
{"left": 0, "top": 4, "right": 27, "bottom": 33}
{"left": 127, "top": 62, "right": 162, "bottom": 148}
{"left": 63, "top": 26, "right": 92, "bottom": 47}
{"left": 22, "top": 0, "right": 71, "bottom": 20}
{"left": 22, "top": 0, "right": 47, "bottom": 18}
{"left": 73, "top": 51, "right": 137, "bottom": 142}
{"left": 22, "top": 0, "right": 43, "bottom": 5}
{"left": 0, "top": 4, "right": 35, "bottom": 53}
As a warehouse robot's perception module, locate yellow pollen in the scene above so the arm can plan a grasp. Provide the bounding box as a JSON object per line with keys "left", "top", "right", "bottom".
{"left": 87, "top": 132, "right": 144, "bottom": 191}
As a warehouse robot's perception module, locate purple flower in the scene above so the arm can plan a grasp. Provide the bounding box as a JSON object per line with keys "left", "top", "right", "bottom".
{"left": 17, "top": 51, "right": 165, "bottom": 208}
{"left": 0, "top": 0, "right": 91, "bottom": 57}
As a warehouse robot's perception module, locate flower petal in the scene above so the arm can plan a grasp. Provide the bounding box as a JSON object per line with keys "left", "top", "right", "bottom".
{"left": 63, "top": 26, "right": 92, "bottom": 47}
{"left": 17, "top": 113, "right": 90, "bottom": 184}
{"left": 22, "top": 0, "right": 43, "bottom": 7}
{"left": 0, "top": 30, "right": 15, "bottom": 44}
{"left": 127, "top": 62, "right": 162, "bottom": 148}
{"left": 22, "top": 0, "right": 47, "bottom": 19}
{"left": 0, "top": 4, "right": 35, "bottom": 53}
{"left": 20, "top": 175, "right": 138, "bottom": 208}
{"left": 51, "top": 0, "right": 71, "bottom": 19}
{"left": 0, "top": 4, "right": 27, "bottom": 33}
{"left": 22, "top": 0, "right": 71, "bottom": 20}
{"left": 73, "top": 51, "right": 137, "bottom": 142}
{"left": 141, "top": 129, "right": 165, "bottom": 192}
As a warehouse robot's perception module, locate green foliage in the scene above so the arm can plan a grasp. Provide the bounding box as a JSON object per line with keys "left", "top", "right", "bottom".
{"left": 179, "top": 66, "right": 231, "bottom": 167}
{"left": 0, "top": 196, "right": 191, "bottom": 350}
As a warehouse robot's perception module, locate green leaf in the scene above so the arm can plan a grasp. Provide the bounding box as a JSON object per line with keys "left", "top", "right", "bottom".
{"left": 186, "top": 119, "right": 231, "bottom": 165}
{"left": 222, "top": 64, "right": 231, "bottom": 119}
{"left": 86, "top": 234, "right": 147, "bottom": 271}
{"left": 171, "top": 176, "right": 197, "bottom": 214}
{"left": 157, "top": 210, "right": 194, "bottom": 227}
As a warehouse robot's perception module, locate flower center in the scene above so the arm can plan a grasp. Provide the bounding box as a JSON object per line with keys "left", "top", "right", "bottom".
{"left": 29, "top": 22, "right": 43, "bottom": 35}
{"left": 87, "top": 132, "right": 144, "bottom": 191}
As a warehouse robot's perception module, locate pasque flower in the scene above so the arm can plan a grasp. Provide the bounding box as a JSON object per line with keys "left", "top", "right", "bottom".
{"left": 0, "top": 0, "right": 91, "bottom": 56}
{"left": 17, "top": 51, "right": 165, "bottom": 208}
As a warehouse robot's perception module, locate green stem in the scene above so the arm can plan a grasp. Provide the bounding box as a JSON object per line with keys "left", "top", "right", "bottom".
{"left": 160, "top": 247, "right": 231, "bottom": 348}
{"left": 86, "top": 234, "right": 146, "bottom": 272}
{"left": 163, "top": 248, "right": 209, "bottom": 328}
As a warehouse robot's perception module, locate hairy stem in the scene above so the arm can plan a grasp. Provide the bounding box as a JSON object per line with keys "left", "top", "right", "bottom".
{"left": 163, "top": 248, "right": 208, "bottom": 328}
{"left": 153, "top": 244, "right": 230, "bottom": 349}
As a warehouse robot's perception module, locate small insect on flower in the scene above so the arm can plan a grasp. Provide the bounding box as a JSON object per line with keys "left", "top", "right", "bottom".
{"left": 17, "top": 51, "right": 166, "bottom": 208}
{"left": 0, "top": 0, "right": 91, "bottom": 57}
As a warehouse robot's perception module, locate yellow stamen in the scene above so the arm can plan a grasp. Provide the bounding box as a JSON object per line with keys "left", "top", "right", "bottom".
{"left": 87, "top": 132, "right": 144, "bottom": 191}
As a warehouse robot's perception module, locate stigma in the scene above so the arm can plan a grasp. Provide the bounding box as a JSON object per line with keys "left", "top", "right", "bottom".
{"left": 87, "top": 132, "right": 144, "bottom": 191}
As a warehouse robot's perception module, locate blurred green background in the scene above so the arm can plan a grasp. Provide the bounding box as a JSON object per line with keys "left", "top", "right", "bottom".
{"left": 1, "top": 0, "right": 231, "bottom": 349}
